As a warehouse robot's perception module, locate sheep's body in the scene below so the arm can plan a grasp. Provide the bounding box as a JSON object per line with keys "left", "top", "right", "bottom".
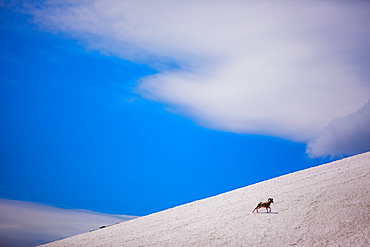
{"left": 252, "top": 198, "right": 274, "bottom": 213}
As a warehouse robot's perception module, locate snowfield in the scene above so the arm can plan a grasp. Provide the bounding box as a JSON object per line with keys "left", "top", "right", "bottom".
{"left": 40, "top": 152, "right": 370, "bottom": 246}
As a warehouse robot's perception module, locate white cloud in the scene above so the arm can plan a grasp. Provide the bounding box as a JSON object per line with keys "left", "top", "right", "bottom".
{"left": 0, "top": 198, "right": 136, "bottom": 247}
{"left": 307, "top": 101, "right": 370, "bottom": 158}
{"left": 27, "top": 1, "right": 370, "bottom": 155}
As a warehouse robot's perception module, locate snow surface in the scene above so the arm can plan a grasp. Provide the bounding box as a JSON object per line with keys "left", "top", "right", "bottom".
{"left": 40, "top": 152, "right": 370, "bottom": 246}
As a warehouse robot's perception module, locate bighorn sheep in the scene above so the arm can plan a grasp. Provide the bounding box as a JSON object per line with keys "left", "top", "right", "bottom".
{"left": 252, "top": 198, "right": 274, "bottom": 213}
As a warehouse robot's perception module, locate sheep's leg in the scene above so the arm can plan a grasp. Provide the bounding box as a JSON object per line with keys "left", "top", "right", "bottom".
{"left": 253, "top": 203, "right": 262, "bottom": 213}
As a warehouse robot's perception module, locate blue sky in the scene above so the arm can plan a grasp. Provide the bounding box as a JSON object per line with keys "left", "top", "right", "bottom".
{"left": 1, "top": 0, "right": 369, "bottom": 219}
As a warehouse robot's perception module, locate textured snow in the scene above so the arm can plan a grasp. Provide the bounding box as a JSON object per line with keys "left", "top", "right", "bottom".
{"left": 40, "top": 152, "right": 370, "bottom": 246}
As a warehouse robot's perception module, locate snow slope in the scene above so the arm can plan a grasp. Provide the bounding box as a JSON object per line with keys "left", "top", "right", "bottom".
{"left": 40, "top": 152, "right": 370, "bottom": 246}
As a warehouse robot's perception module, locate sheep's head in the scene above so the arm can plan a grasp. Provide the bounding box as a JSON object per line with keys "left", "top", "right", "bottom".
{"left": 268, "top": 198, "right": 274, "bottom": 203}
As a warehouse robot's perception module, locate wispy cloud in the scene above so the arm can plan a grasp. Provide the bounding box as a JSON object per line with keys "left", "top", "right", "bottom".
{"left": 25, "top": 0, "right": 370, "bottom": 157}
{"left": 307, "top": 101, "right": 370, "bottom": 158}
{"left": 0, "top": 198, "right": 136, "bottom": 247}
